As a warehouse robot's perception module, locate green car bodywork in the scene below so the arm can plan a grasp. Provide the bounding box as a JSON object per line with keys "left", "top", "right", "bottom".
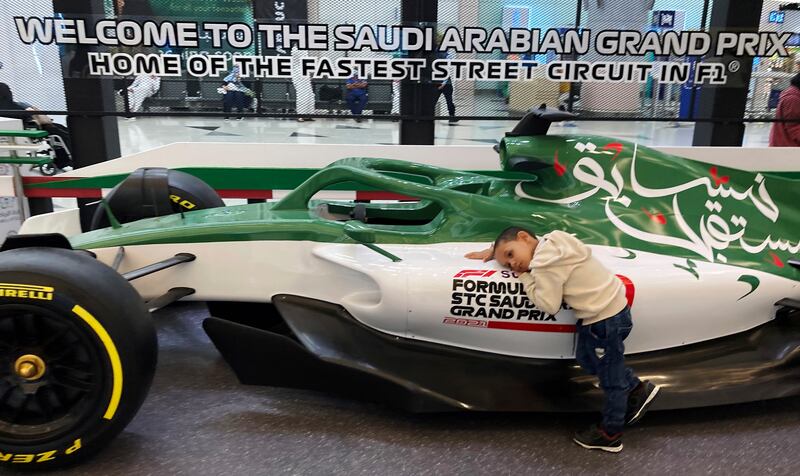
{"left": 70, "top": 134, "right": 800, "bottom": 281}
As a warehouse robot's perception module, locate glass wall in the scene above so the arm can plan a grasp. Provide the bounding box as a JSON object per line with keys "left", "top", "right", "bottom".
{"left": 1, "top": 0, "right": 794, "bottom": 157}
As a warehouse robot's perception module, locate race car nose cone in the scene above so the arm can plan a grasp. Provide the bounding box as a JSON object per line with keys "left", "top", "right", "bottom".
{"left": 14, "top": 354, "right": 46, "bottom": 380}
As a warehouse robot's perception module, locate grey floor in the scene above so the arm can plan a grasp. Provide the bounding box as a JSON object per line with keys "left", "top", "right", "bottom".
{"left": 55, "top": 303, "right": 800, "bottom": 476}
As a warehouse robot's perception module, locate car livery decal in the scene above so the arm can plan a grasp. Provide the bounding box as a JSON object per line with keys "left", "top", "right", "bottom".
{"left": 443, "top": 317, "right": 576, "bottom": 333}
{"left": 616, "top": 274, "right": 635, "bottom": 307}
{"left": 445, "top": 269, "right": 574, "bottom": 333}
{"left": 510, "top": 137, "right": 799, "bottom": 281}
{"left": 444, "top": 270, "right": 635, "bottom": 333}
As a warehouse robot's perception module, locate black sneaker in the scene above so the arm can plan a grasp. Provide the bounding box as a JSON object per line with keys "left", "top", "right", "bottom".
{"left": 626, "top": 380, "right": 661, "bottom": 425}
{"left": 572, "top": 425, "right": 623, "bottom": 453}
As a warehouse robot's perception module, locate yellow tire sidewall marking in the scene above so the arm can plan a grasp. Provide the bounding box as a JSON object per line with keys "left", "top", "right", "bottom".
{"left": 71, "top": 305, "right": 122, "bottom": 420}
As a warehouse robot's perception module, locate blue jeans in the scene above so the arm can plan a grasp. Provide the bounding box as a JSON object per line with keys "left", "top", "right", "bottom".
{"left": 346, "top": 92, "right": 368, "bottom": 115}
{"left": 575, "top": 307, "right": 640, "bottom": 434}
{"left": 223, "top": 91, "right": 249, "bottom": 117}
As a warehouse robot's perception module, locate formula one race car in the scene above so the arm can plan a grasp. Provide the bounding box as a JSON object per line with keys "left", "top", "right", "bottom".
{"left": 0, "top": 108, "right": 798, "bottom": 468}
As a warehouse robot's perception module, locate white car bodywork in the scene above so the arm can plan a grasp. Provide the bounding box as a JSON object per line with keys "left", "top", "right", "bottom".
{"left": 90, "top": 240, "right": 796, "bottom": 359}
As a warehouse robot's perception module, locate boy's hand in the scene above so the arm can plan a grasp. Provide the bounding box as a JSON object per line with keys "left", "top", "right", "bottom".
{"left": 464, "top": 247, "right": 494, "bottom": 262}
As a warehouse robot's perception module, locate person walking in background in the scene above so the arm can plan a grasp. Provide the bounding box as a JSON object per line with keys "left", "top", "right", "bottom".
{"left": 391, "top": 79, "right": 400, "bottom": 117}
{"left": 123, "top": 73, "right": 161, "bottom": 117}
{"left": 291, "top": 48, "right": 316, "bottom": 122}
{"left": 345, "top": 73, "right": 368, "bottom": 122}
{"left": 769, "top": 72, "right": 800, "bottom": 147}
{"left": 434, "top": 46, "right": 458, "bottom": 125}
{"left": 391, "top": 50, "right": 403, "bottom": 119}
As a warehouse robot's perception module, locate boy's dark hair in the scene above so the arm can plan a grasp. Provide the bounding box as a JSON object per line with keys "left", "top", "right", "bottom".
{"left": 493, "top": 226, "right": 537, "bottom": 252}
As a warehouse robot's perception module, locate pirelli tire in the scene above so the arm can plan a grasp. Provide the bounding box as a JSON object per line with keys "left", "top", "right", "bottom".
{"left": 0, "top": 247, "right": 157, "bottom": 469}
{"left": 89, "top": 168, "right": 225, "bottom": 231}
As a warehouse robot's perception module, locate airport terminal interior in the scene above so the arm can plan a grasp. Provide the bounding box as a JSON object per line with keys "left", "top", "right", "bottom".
{"left": 115, "top": 116, "right": 777, "bottom": 154}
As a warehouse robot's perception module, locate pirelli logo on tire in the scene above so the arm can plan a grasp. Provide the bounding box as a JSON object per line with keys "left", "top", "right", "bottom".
{"left": 169, "top": 194, "right": 196, "bottom": 210}
{"left": 0, "top": 283, "right": 55, "bottom": 301}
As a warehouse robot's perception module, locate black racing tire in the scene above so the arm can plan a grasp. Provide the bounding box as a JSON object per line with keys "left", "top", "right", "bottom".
{"left": 89, "top": 169, "right": 224, "bottom": 231}
{"left": 166, "top": 170, "right": 225, "bottom": 213}
{"left": 0, "top": 248, "right": 157, "bottom": 469}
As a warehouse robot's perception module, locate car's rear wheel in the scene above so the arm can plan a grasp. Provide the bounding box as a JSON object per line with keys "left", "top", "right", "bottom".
{"left": 0, "top": 247, "right": 156, "bottom": 469}
{"left": 89, "top": 168, "right": 224, "bottom": 231}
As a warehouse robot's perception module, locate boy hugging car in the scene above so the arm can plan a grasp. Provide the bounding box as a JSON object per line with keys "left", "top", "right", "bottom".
{"left": 466, "top": 227, "right": 661, "bottom": 452}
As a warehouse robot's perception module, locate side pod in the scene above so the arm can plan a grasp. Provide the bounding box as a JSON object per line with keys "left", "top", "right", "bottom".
{"left": 202, "top": 314, "right": 454, "bottom": 412}
{"left": 204, "top": 295, "right": 800, "bottom": 413}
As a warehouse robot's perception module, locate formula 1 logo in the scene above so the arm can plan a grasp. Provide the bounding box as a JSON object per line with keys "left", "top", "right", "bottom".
{"left": 453, "top": 270, "right": 497, "bottom": 278}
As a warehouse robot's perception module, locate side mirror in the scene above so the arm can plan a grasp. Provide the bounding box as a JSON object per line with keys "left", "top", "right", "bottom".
{"left": 343, "top": 221, "right": 376, "bottom": 244}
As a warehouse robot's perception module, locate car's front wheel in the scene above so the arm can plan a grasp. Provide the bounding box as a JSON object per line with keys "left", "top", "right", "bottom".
{"left": 0, "top": 247, "right": 157, "bottom": 469}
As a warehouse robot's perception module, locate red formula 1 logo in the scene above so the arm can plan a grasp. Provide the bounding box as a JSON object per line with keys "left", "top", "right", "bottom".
{"left": 453, "top": 270, "right": 497, "bottom": 278}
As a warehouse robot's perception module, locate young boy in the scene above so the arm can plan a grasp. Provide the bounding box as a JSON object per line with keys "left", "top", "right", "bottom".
{"left": 466, "top": 227, "right": 660, "bottom": 452}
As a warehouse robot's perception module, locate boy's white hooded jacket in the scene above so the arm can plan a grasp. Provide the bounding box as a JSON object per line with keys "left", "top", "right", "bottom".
{"left": 518, "top": 231, "right": 627, "bottom": 325}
